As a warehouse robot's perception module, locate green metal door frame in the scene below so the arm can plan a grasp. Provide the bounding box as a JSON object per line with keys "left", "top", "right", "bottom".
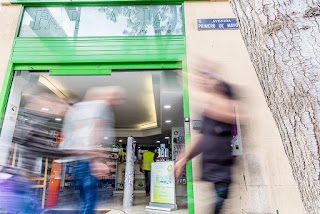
{"left": 0, "top": 2, "right": 194, "bottom": 213}
{"left": 0, "top": 61, "right": 195, "bottom": 214}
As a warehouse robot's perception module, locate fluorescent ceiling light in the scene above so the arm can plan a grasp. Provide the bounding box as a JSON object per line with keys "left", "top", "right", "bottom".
{"left": 165, "top": 137, "right": 170, "bottom": 139}
{"left": 41, "top": 108, "right": 49, "bottom": 111}
{"left": 156, "top": 141, "right": 160, "bottom": 143}
{"left": 119, "top": 140, "right": 123, "bottom": 142}
{"left": 165, "top": 120, "right": 172, "bottom": 123}
{"left": 55, "top": 118, "right": 62, "bottom": 121}
{"left": 164, "top": 105, "right": 171, "bottom": 109}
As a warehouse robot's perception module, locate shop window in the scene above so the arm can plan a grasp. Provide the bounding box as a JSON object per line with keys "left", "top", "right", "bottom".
{"left": 19, "top": 5, "right": 183, "bottom": 37}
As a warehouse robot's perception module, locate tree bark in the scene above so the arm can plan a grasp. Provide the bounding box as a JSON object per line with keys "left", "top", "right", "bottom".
{"left": 229, "top": 0, "right": 320, "bottom": 213}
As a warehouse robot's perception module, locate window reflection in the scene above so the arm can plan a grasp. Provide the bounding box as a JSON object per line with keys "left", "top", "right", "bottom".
{"left": 19, "top": 5, "right": 183, "bottom": 37}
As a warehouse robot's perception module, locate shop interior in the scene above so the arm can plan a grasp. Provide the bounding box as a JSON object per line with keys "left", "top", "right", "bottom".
{"left": 2, "top": 70, "right": 188, "bottom": 211}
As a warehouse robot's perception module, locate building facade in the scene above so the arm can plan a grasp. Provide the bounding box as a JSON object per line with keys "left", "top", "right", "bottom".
{"left": 0, "top": 0, "right": 306, "bottom": 213}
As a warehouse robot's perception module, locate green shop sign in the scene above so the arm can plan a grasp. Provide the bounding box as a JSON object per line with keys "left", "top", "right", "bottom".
{"left": 19, "top": 5, "right": 183, "bottom": 37}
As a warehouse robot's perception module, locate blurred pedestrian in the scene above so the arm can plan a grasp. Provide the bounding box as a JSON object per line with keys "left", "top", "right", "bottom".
{"left": 0, "top": 88, "right": 69, "bottom": 214}
{"left": 59, "top": 86, "right": 125, "bottom": 214}
{"left": 0, "top": 166, "right": 42, "bottom": 214}
{"left": 175, "top": 60, "right": 244, "bottom": 214}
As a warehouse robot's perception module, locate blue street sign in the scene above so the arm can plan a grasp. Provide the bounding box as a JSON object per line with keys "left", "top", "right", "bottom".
{"left": 197, "top": 18, "right": 239, "bottom": 30}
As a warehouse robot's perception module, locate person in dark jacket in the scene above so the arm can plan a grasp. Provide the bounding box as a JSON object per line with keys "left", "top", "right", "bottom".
{"left": 175, "top": 67, "right": 243, "bottom": 214}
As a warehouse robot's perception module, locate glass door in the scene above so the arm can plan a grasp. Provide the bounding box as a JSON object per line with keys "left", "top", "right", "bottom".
{"left": 0, "top": 69, "right": 189, "bottom": 212}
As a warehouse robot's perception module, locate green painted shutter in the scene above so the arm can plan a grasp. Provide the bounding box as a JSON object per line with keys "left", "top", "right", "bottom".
{"left": 11, "top": 36, "right": 185, "bottom": 64}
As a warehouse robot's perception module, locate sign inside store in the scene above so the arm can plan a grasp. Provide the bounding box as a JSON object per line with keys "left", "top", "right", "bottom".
{"left": 197, "top": 18, "right": 239, "bottom": 30}
{"left": 150, "top": 161, "right": 176, "bottom": 204}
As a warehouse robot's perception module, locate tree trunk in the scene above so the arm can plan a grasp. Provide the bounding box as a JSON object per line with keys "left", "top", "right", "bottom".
{"left": 229, "top": 0, "right": 320, "bottom": 213}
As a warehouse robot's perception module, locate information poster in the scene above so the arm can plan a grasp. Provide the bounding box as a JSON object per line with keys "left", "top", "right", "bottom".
{"left": 150, "top": 161, "right": 175, "bottom": 204}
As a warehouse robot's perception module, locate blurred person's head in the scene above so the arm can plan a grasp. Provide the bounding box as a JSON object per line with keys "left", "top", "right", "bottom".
{"left": 188, "top": 56, "right": 232, "bottom": 95}
{"left": 187, "top": 55, "right": 224, "bottom": 90}
{"left": 83, "top": 86, "right": 126, "bottom": 106}
{"left": 201, "top": 72, "right": 224, "bottom": 92}
{"left": 204, "top": 73, "right": 238, "bottom": 102}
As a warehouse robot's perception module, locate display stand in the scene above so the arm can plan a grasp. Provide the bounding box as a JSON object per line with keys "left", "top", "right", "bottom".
{"left": 146, "top": 161, "right": 177, "bottom": 211}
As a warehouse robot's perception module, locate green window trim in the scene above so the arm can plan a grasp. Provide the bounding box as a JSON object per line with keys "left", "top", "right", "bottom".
{"left": 13, "top": 62, "right": 182, "bottom": 71}
{"left": 50, "top": 69, "right": 111, "bottom": 75}
{"left": 182, "top": 60, "right": 194, "bottom": 214}
{"left": 0, "top": 64, "right": 14, "bottom": 128}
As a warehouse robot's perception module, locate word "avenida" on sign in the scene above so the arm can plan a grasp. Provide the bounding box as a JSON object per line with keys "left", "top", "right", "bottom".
{"left": 197, "top": 18, "right": 239, "bottom": 30}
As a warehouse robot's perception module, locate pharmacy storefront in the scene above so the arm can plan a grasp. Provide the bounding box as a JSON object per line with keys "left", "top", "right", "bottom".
{"left": 1, "top": 1, "right": 307, "bottom": 214}
{"left": 0, "top": 2, "right": 194, "bottom": 214}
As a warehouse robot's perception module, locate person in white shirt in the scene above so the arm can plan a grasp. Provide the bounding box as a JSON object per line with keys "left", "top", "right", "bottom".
{"left": 59, "top": 86, "right": 125, "bottom": 214}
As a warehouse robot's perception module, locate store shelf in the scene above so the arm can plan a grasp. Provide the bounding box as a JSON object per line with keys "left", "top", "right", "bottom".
{"left": 172, "top": 130, "right": 187, "bottom": 184}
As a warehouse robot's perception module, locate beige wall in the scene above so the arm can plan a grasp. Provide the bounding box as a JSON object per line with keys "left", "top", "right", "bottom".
{"left": 0, "top": 2, "right": 306, "bottom": 213}
{"left": 0, "top": 4, "right": 21, "bottom": 87}
{"left": 185, "top": 2, "right": 306, "bottom": 214}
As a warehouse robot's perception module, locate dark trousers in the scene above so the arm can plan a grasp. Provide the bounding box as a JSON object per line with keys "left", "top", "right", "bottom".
{"left": 74, "top": 161, "right": 97, "bottom": 214}
{"left": 214, "top": 182, "right": 230, "bottom": 214}
{"left": 144, "top": 170, "right": 151, "bottom": 194}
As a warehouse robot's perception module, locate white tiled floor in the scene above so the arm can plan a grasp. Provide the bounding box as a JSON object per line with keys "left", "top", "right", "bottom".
{"left": 100, "top": 195, "right": 188, "bottom": 214}
{"left": 56, "top": 195, "right": 188, "bottom": 214}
